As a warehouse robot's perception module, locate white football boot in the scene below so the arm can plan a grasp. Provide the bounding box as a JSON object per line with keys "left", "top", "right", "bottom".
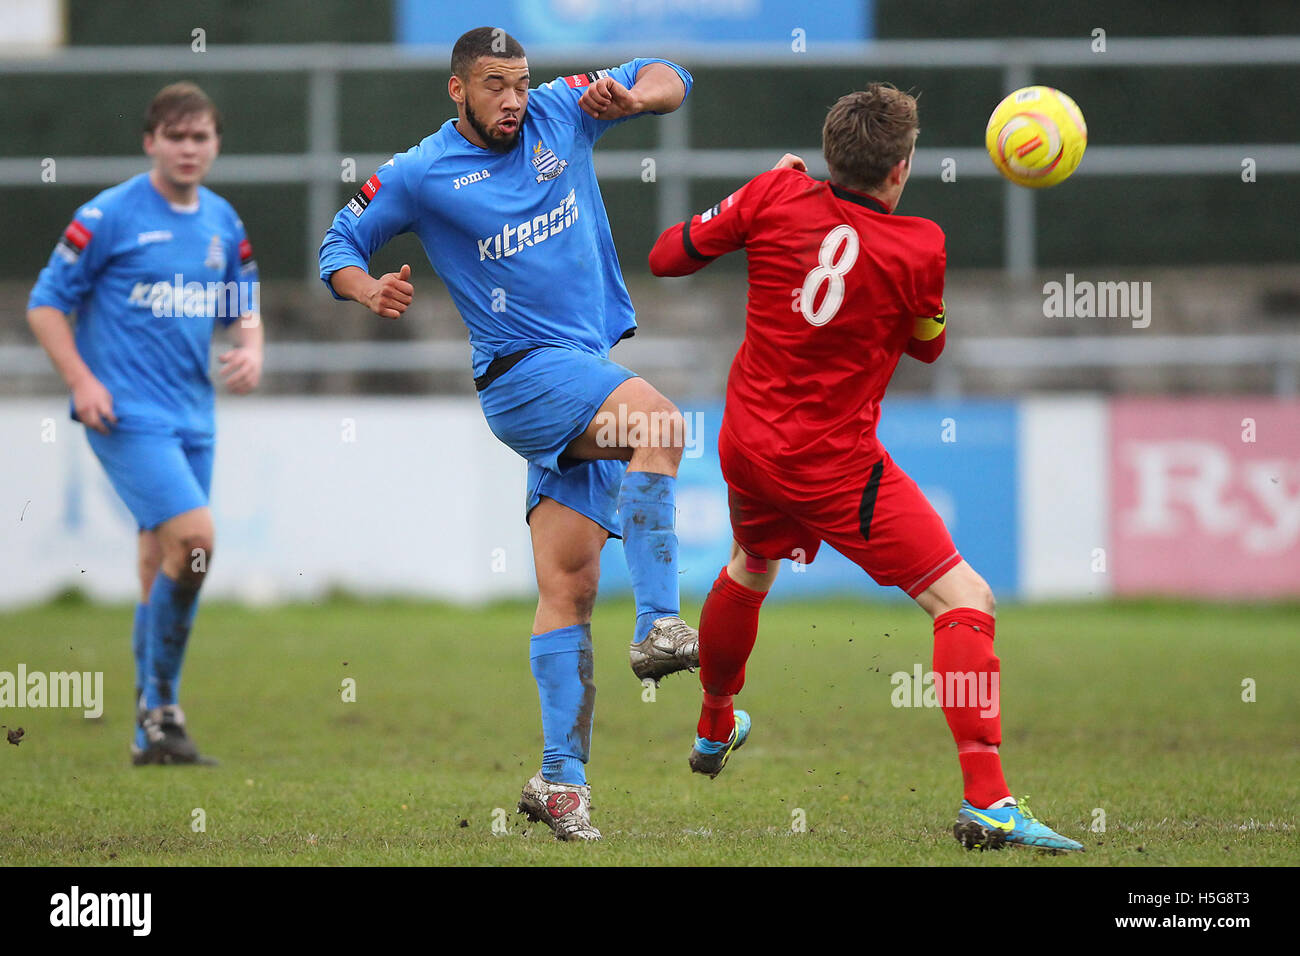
{"left": 517, "top": 772, "right": 601, "bottom": 842}
{"left": 629, "top": 615, "right": 700, "bottom": 683}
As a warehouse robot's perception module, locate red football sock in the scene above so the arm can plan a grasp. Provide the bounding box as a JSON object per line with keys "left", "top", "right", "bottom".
{"left": 932, "top": 607, "right": 1011, "bottom": 809}
{"left": 696, "top": 566, "right": 766, "bottom": 742}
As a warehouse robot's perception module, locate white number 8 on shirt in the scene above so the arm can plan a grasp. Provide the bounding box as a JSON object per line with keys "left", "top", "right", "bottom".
{"left": 800, "top": 224, "right": 859, "bottom": 327}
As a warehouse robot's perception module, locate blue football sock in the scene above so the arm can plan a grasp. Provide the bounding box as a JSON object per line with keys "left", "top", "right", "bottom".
{"left": 132, "top": 601, "right": 148, "bottom": 699}
{"left": 144, "top": 572, "right": 200, "bottom": 709}
{"left": 530, "top": 624, "right": 596, "bottom": 786}
{"left": 617, "top": 470, "right": 680, "bottom": 644}
{"left": 133, "top": 601, "right": 149, "bottom": 749}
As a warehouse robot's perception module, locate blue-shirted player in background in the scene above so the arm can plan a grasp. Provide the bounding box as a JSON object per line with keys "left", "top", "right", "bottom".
{"left": 320, "top": 27, "right": 695, "bottom": 840}
{"left": 27, "top": 83, "right": 264, "bottom": 765}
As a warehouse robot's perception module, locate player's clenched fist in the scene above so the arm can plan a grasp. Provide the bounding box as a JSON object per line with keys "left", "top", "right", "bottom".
{"left": 71, "top": 373, "right": 117, "bottom": 434}
{"left": 367, "top": 263, "right": 414, "bottom": 319}
{"left": 218, "top": 346, "right": 263, "bottom": 394}
{"left": 578, "top": 77, "right": 641, "bottom": 121}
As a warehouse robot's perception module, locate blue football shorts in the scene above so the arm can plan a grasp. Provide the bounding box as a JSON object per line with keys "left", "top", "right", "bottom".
{"left": 85, "top": 420, "right": 214, "bottom": 531}
{"left": 477, "top": 346, "right": 635, "bottom": 537}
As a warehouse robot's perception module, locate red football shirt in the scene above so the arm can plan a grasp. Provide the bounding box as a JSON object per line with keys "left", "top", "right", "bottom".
{"left": 649, "top": 167, "right": 947, "bottom": 486}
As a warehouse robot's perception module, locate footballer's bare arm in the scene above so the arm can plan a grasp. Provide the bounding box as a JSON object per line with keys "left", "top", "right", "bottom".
{"left": 27, "top": 305, "right": 117, "bottom": 433}
{"left": 329, "top": 263, "right": 413, "bottom": 319}
{"left": 219, "top": 312, "right": 264, "bottom": 394}
{"left": 578, "top": 63, "right": 686, "bottom": 120}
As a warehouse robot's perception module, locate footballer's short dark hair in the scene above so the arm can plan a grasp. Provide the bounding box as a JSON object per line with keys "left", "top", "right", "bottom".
{"left": 144, "top": 82, "right": 223, "bottom": 136}
{"left": 451, "top": 26, "right": 526, "bottom": 78}
{"left": 822, "top": 83, "right": 919, "bottom": 192}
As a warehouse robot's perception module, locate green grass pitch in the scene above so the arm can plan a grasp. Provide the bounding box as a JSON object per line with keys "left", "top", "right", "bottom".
{"left": 0, "top": 595, "right": 1295, "bottom": 866}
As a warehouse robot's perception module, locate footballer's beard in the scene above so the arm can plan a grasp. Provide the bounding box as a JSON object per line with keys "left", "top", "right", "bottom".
{"left": 465, "top": 96, "right": 523, "bottom": 153}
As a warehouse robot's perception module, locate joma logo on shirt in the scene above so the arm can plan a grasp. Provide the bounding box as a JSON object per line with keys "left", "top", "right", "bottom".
{"left": 476, "top": 189, "right": 578, "bottom": 261}
{"left": 453, "top": 169, "right": 491, "bottom": 190}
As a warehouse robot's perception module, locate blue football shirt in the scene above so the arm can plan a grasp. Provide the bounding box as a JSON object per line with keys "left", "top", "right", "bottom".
{"left": 318, "top": 58, "right": 693, "bottom": 378}
{"left": 29, "top": 173, "right": 258, "bottom": 433}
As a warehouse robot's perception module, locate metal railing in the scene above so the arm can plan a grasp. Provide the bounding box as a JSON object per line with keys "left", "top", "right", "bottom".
{"left": 3, "top": 37, "right": 1300, "bottom": 282}
{"left": 4, "top": 335, "right": 1298, "bottom": 396}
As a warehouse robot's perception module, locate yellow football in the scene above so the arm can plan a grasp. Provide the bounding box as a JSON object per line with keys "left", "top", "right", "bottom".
{"left": 985, "top": 86, "right": 1087, "bottom": 188}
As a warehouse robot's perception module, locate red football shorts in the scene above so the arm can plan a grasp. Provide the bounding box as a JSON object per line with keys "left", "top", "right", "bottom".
{"left": 720, "top": 439, "right": 962, "bottom": 599}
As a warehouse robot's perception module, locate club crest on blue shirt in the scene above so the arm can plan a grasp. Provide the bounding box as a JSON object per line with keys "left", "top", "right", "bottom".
{"left": 204, "top": 234, "right": 226, "bottom": 272}
{"left": 532, "top": 140, "right": 567, "bottom": 184}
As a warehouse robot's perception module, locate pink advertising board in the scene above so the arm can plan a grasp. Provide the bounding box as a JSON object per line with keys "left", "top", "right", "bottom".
{"left": 1110, "top": 398, "right": 1300, "bottom": 597}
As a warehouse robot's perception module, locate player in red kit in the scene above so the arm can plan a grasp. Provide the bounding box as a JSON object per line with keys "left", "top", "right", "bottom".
{"left": 648, "top": 84, "right": 1081, "bottom": 852}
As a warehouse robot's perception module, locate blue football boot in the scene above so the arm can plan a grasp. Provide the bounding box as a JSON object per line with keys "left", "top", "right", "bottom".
{"left": 954, "top": 797, "right": 1084, "bottom": 852}
{"left": 689, "top": 710, "right": 751, "bottom": 779}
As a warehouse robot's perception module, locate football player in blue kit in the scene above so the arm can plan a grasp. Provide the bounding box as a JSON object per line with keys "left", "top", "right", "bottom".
{"left": 27, "top": 83, "right": 263, "bottom": 766}
{"left": 319, "top": 27, "right": 695, "bottom": 840}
